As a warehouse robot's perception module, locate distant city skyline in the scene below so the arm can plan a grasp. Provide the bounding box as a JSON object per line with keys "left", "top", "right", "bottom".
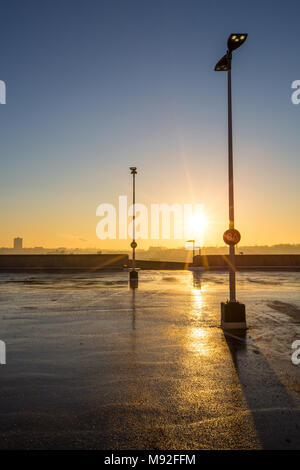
{"left": 0, "top": 1, "right": 299, "bottom": 249}
{"left": 3, "top": 240, "right": 300, "bottom": 257}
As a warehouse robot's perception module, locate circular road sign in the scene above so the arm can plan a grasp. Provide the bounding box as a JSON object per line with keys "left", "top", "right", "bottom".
{"left": 223, "top": 229, "right": 241, "bottom": 246}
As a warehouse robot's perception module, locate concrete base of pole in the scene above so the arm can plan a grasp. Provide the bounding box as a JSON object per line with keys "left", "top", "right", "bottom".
{"left": 129, "top": 269, "right": 138, "bottom": 289}
{"left": 221, "top": 301, "right": 246, "bottom": 330}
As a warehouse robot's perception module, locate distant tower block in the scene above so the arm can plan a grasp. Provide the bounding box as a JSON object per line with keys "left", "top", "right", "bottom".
{"left": 13, "top": 237, "right": 23, "bottom": 250}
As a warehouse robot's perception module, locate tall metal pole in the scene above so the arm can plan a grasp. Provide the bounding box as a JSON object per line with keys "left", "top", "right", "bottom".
{"left": 132, "top": 170, "right": 136, "bottom": 271}
{"left": 129, "top": 167, "right": 138, "bottom": 288}
{"left": 227, "top": 52, "right": 236, "bottom": 302}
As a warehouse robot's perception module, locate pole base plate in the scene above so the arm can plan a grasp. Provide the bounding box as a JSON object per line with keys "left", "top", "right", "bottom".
{"left": 221, "top": 301, "right": 246, "bottom": 330}
{"left": 129, "top": 270, "right": 138, "bottom": 289}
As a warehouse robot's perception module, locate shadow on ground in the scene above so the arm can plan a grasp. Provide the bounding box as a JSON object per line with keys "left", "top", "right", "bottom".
{"left": 225, "top": 329, "right": 300, "bottom": 449}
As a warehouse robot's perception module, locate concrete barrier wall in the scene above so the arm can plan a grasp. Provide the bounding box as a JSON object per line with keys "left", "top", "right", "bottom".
{"left": 0, "top": 254, "right": 128, "bottom": 271}
{"left": 134, "top": 260, "right": 188, "bottom": 270}
{"left": 1, "top": 254, "right": 300, "bottom": 272}
{"left": 195, "top": 254, "right": 300, "bottom": 269}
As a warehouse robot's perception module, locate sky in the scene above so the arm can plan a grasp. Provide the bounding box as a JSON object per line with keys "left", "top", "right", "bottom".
{"left": 0, "top": 0, "right": 299, "bottom": 249}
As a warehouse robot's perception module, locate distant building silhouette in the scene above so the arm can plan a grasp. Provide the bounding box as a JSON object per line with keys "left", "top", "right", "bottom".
{"left": 13, "top": 237, "right": 23, "bottom": 250}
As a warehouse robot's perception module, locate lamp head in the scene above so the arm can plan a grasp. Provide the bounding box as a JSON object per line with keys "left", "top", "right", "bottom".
{"left": 214, "top": 54, "right": 230, "bottom": 72}
{"left": 227, "top": 33, "right": 247, "bottom": 51}
{"left": 130, "top": 167, "right": 137, "bottom": 174}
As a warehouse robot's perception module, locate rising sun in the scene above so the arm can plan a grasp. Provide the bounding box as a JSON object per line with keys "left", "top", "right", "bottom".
{"left": 186, "top": 212, "right": 208, "bottom": 237}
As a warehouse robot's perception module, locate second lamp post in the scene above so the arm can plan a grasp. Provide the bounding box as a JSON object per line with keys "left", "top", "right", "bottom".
{"left": 129, "top": 167, "right": 138, "bottom": 288}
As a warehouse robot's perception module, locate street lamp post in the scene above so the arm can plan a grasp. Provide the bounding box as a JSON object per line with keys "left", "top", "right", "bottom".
{"left": 215, "top": 33, "right": 247, "bottom": 329}
{"left": 187, "top": 239, "right": 195, "bottom": 263}
{"left": 129, "top": 167, "right": 138, "bottom": 288}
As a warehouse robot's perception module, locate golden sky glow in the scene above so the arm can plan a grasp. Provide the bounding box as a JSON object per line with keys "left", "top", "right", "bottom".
{"left": 0, "top": 1, "right": 299, "bottom": 251}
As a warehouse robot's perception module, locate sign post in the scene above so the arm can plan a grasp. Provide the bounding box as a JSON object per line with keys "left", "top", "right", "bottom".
{"left": 129, "top": 167, "right": 138, "bottom": 289}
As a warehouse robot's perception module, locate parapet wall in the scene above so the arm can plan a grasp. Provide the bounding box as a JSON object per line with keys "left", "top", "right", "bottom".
{"left": 0, "top": 254, "right": 128, "bottom": 271}
{"left": 0, "top": 254, "right": 300, "bottom": 272}
{"left": 134, "top": 259, "right": 188, "bottom": 270}
{"left": 194, "top": 254, "right": 300, "bottom": 270}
